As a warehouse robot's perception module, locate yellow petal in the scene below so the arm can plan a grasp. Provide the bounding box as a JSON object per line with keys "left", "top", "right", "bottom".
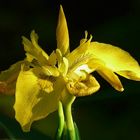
{"left": 56, "top": 5, "right": 69, "bottom": 56}
{"left": 48, "top": 51, "right": 57, "bottom": 66}
{"left": 30, "top": 30, "right": 49, "bottom": 61}
{"left": 14, "top": 67, "right": 63, "bottom": 131}
{"left": 66, "top": 74, "right": 100, "bottom": 96}
{"left": 31, "top": 65, "right": 59, "bottom": 78}
{"left": 91, "top": 42, "right": 140, "bottom": 80}
{"left": 22, "top": 31, "right": 49, "bottom": 65}
{"left": 117, "top": 71, "right": 140, "bottom": 81}
{"left": 0, "top": 61, "right": 23, "bottom": 95}
{"left": 66, "top": 57, "right": 104, "bottom": 82}
{"left": 67, "top": 34, "right": 93, "bottom": 73}
{"left": 59, "top": 57, "right": 69, "bottom": 76}
{"left": 97, "top": 65, "right": 124, "bottom": 92}
{"left": 55, "top": 49, "right": 68, "bottom": 76}
{"left": 41, "top": 66, "right": 59, "bottom": 77}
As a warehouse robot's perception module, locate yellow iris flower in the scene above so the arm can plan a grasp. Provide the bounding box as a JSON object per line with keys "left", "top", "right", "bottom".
{"left": 0, "top": 5, "right": 140, "bottom": 132}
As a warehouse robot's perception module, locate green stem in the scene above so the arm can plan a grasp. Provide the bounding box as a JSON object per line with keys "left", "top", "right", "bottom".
{"left": 74, "top": 122, "right": 80, "bottom": 140}
{"left": 56, "top": 101, "right": 65, "bottom": 140}
{"left": 63, "top": 95, "right": 76, "bottom": 140}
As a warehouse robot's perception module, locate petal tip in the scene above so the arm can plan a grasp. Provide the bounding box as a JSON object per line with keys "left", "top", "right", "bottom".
{"left": 114, "top": 84, "right": 124, "bottom": 92}
{"left": 120, "top": 87, "right": 124, "bottom": 92}
{"left": 56, "top": 4, "right": 69, "bottom": 56}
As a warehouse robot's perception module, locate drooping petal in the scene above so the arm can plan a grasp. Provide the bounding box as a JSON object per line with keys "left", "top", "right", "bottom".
{"left": 73, "top": 54, "right": 124, "bottom": 91}
{"left": 66, "top": 74, "right": 100, "bottom": 96}
{"left": 0, "top": 61, "right": 23, "bottom": 95}
{"left": 97, "top": 65, "right": 124, "bottom": 92}
{"left": 22, "top": 30, "right": 49, "bottom": 65}
{"left": 90, "top": 42, "right": 140, "bottom": 81}
{"left": 116, "top": 71, "right": 140, "bottom": 81}
{"left": 14, "top": 66, "right": 64, "bottom": 131}
{"left": 56, "top": 5, "right": 69, "bottom": 56}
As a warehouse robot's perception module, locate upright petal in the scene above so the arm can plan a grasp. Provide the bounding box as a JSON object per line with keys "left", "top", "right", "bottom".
{"left": 56, "top": 49, "right": 69, "bottom": 76}
{"left": 56, "top": 5, "right": 69, "bottom": 56}
{"left": 14, "top": 66, "right": 64, "bottom": 131}
{"left": 22, "top": 30, "right": 49, "bottom": 66}
{"left": 90, "top": 42, "right": 140, "bottom": 81}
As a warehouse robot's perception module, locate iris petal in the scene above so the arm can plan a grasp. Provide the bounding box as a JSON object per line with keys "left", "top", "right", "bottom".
{"left": 97, "top": 66, "right": 124, "bottom": 92}
{"left": 90, "top": 42, "right": 140, "bottom": 80}
{"left": 67, "top": 36, "right": 94, "bottom": 73}
{"left": 0, "top": 61, "right": 23, "bottom": 95}
{"left": 22, "top": 31, "right": 49, "bottom": 65}
{"left": 66, "top": 74, "right": 100, "bottom": 96}
{"left": 14, "top": 66, "right": 62, "bottom": 131}
{"left": 56, "top": 5, "right": 69, "bottom": 56}
{"left": 117, "top": 71, "right": 140, "bottom": 81}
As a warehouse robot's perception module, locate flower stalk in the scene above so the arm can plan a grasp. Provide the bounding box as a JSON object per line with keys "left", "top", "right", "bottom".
{"left": 57, "top": 95, "right": 77, "bottom": 140}
{"left": 56, "top": 101, "right": 65, "bottom": 140}
{"left": 63, "top": 98, "right": 75, "bottom": 140}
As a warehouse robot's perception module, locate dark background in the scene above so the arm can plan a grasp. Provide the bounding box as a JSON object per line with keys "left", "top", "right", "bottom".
{"left": 0, "top": 0, "right": 140, "bottom": 139}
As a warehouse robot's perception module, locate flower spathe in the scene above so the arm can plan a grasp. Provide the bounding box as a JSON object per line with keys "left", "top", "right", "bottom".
{"left": 0, "top": 5, "right": 140, "bottom": 131}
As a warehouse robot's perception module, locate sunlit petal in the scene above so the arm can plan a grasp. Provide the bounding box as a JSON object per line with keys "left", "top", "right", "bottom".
{"left": 97, "top": 65, "right": 124, "bottom": 92}
{"left": 56, "top": 5, "right": 69, "bottom": 56}
{"left": 14, "top": 66, "right": 63, "bottom": 131}
{"left": 48, "top": 51, "right": 57, "bottom": 66}
{"left": 66, "top": 74, "right": 100, "bottom": 96}
{"left": 59, "top": 57, "right": 69, "bottom": 76}
{"left": 67, "top": 34, "right": 94, "bottom": 73}
{"left": 90, "top": 42, "right": 140, "bottom": 80}
{"left": 55, "top": 49, "right": 68, "bottom": 76}
{"left": 22, "top": 30, "right": 49, "bottom": 65}
{"left": 41, "top": 66, "right": 59, "bottom": 77}
{"left": 116, "top": 71, "right": 140, "bottom": 81}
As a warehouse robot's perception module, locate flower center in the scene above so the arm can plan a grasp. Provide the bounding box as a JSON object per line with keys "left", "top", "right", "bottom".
{"left": 66, "top": 74, "right": 100, "bottom": 96}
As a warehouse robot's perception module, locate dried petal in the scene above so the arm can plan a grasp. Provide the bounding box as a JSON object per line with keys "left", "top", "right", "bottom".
{"left": 0, "top": 61, "right": 23, "bottom": 95}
